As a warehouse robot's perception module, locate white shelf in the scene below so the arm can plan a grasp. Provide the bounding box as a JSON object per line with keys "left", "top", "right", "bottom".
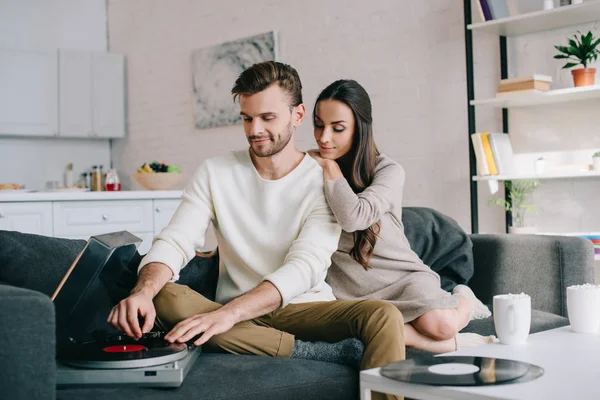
{"left": 472, "top": 169, "right": 600, "bottom": 181}
{"left": 470, "top": 85, "right": 600, "bottom": 108}
{"left": 468, "top": 1, "right": 600, "bottom": 36}
{"left": 596, "top": 254, "right": 600, "bottom": 261}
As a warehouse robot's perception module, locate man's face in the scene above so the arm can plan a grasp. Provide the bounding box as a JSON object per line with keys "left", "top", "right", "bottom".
{"left": 239, "top": 84, "right": 297, "bottom": 158}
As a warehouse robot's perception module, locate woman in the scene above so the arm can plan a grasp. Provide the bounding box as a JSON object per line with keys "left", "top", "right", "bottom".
{"left": 309, "top": 80, "right": 493, "bottom": 353}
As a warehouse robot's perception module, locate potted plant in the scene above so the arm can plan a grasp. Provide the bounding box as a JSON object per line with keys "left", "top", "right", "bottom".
{"left": 593, "top": 151, "right": 600, "bottom": 171}
{"left": 554, "top": 31, "right": 600, "bottom": 87}
{"left": 489, "top": 179, "right": 540, "bottom": 234}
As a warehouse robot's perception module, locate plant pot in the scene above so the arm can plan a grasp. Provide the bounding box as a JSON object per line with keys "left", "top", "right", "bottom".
{"left": 593, "top": 157, "right": 600, "bottom": 171}
{"left": 509, "top": 226, "right": 538, "bottom": 235}
{"left": 571, "top": 68, "right": 596, "bottom": 87}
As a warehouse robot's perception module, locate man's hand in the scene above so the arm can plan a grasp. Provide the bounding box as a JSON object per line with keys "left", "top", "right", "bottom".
{"left": 107, "top": 291, "right": 156, "bottom": 340}
{"left": 164, "top": 309, "right": 238, "bottom": 346}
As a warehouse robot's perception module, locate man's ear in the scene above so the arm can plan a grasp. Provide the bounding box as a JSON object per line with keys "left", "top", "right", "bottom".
{"left": 293, "top": 104, "right": 306, "bottom": 128}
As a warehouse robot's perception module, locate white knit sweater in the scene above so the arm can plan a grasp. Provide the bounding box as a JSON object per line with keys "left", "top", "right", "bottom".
{"left": 139, "top": 149, "right": 341, "bottom": 307}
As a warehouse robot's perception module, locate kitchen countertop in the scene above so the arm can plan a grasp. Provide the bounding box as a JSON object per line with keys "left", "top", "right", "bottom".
{"left": 0, "top": 190, "right": 183, "bottom": 202}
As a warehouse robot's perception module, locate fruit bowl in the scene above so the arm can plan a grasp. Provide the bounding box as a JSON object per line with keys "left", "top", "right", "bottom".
{"left": 133, "top": 172, "right": 183, "bottom": 190}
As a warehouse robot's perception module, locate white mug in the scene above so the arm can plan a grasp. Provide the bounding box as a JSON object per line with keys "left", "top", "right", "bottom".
{"left": 493, "top": 294, "right": 531, "bottom": 345}
{"left": 567, "top": 284, "right": 600, "bottom": 334}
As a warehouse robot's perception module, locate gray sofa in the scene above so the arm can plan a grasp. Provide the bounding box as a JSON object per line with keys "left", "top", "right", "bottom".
{"left": 0, "top": 207, "right": 595, "bottom": 400}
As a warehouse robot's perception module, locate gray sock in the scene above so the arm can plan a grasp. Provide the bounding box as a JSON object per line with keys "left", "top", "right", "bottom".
{"left": 290, "top": 338, "right": 364, "bottom": 370}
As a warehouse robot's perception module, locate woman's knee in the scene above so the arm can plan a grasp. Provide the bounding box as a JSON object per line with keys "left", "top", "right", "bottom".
{"left": 414, "top": 309, "right": 459, "bottom": 341}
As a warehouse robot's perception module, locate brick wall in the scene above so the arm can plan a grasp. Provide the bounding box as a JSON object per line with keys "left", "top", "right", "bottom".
{"left": 107, "top": 0, "right": 475, "bottom": 231}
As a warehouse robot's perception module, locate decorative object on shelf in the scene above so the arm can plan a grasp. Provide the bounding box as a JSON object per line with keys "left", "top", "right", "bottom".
{"left": 496, "top": 74, "right": 552, "bottom": 96}
{"left": 489, "top": 179, "right": 540, "bottom": 233}
{"left": 134, "top": 161, "right": 183, "bottom": 190}
{"left": 554, "top": 30, "right": 600, "bottom": 87}
{"left": 191, "top": 31, "right": 278, "bottom": 130}
{"left": 543, "top": 0, "right": 554, "bottom": 10}
{"left": 534, "top": 157, "right": 547, "bottom": 174}
{"left": 593, "top": 151, "right": 600, "bottom": 171}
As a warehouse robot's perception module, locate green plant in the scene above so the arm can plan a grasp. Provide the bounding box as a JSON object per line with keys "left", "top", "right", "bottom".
{"left": 554, "top": 31, "right": 600, "bottom": 69}
{"left": 489, "top": 180, "right": 539, "bottom": 228}
{"left": 593, "top": 151, "right": 600, "bottom": 158}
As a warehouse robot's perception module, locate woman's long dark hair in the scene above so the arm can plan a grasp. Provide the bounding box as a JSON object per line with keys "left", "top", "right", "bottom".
{"left": 313, "top": 80, "right": 380, "bottom": 270}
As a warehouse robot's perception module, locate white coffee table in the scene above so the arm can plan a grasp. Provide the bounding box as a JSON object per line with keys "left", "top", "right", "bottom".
{"left": 360, "top": 326, "right": 600, "bottom": 400}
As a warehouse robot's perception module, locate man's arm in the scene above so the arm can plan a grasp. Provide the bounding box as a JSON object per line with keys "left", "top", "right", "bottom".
{"left": 165, "top": 280, "right": 282, "bottom": 346}
{"left": 108, "top": 162, "right": 215, "bottom": 338}
{"left": 263, "top": 194, "right": 342, "bottom": 307}
{"left": 165, "top": 192, "right": 341, "bottom": 346}
{"left": 107, "top": 262, "right": 173, "bottom": 339}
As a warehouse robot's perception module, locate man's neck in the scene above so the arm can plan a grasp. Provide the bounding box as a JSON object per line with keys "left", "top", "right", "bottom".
{"left": 250, "top": 143, "right": 305, "bottom": 180}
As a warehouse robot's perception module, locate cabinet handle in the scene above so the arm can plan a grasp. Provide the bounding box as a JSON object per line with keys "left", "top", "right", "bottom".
{"left": 0, "top": 212, "right": 5, "bottom": 218}
{"left": 155, "top": 207, "right": 161, "bottom": 213}
{"left": 102, "top": 214, "right": 109, "bottom": 221}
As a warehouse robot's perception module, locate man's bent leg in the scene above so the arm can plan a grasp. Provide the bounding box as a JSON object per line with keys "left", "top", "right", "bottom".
{"left": 265, "top": 299, "right": 405, "bottom": 370}
{"left": 266, "top": 299, "right": 405, "bottom": 400}
{"left": 154, "top": 283, "right": 294, "bottom": 357}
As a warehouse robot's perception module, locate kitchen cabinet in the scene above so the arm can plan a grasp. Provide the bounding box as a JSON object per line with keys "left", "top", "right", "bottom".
{"left": 91, "top": 52, "right": 125, "bottom": 138}
{"left": 0, "top": 202, "right": 53, "bottom": 235}
{"left": 0, "top": 48, "right": 58, "bottom": 137}
{"left": 0, "top": 192, "right": 217, "bottom": 254}
{"left": 59, "top": 50, "right": 125, "bottom": 138}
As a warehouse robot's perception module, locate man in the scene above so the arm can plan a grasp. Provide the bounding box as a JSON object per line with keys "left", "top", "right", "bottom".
{"left": 108, "top": 62, "right": 404, "bottom": 399}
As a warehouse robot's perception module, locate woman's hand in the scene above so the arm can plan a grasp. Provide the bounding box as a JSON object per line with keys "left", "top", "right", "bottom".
{"left": 308, "top": 151, "right": 343, "bottom": 180}
{"left": 308, "top": 150, "right": 328, "bottom": 168}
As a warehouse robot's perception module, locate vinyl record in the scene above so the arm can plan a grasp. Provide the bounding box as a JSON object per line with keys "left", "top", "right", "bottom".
{"left": 381, "top": 355, "right": 540, "bottom": 386}
{"left": 59, "top": 331, "right": 189, "bottom": 369}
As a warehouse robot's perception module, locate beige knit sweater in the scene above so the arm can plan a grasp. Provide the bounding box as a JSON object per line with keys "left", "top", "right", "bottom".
{"left": 324, "top": 155, "right": 460, "bottom": 322}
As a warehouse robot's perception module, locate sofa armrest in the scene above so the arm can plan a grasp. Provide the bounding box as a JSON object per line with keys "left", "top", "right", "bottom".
{"left": 469, "top": 234, "right": 595, "bottom": 318}
{"left": 0, "top": 284, "right": 56, "bottom": 400}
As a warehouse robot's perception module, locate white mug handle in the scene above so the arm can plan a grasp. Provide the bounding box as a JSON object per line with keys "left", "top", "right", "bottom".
{"left": 508, "top": 304, "right": 516, "bottom": 334}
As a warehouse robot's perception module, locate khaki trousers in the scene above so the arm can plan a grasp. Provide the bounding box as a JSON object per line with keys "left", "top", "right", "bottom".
{"left": 155, "top": 283, "right": 405, "bottom": 400}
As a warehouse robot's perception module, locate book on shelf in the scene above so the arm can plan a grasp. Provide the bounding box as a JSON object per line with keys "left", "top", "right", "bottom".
{"left": 471, "top": 132, "right": 516, "bottom": 176}
{"left": 475, "top": 0, "right": 535, "bottom": 22}
{"left": 487, "top": 0, "right": 510, "bottom": 19}
{"left": 496, "top": 74, "right": 552, "bottom": 96}
{"left": 477, "top": 0, "right": 493, "bottom": 21}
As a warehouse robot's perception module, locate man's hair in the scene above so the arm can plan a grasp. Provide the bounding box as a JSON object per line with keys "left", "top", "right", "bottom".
{"left": 231, "top": 61, "right": 303, "bottom": 108}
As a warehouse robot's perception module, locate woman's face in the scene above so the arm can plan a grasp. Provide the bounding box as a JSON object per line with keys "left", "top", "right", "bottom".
{"left": 314, "top": 99, "right": 355, "bottom": 160}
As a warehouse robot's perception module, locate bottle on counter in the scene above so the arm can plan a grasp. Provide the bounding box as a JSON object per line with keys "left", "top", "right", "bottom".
{"left": 80, "top": 172, "right": 90, "bottom": 189}
{"left": 64, "top": 163, "right": 74, "bottom": 188}
{"left": 105, "top": 167, "right": 121, "bottom": 191}
{"left": 91, "top": 165, "right": 102, "bottom": 192}
{"left": 99, "top": 165, "right": 104, "bottom": 191}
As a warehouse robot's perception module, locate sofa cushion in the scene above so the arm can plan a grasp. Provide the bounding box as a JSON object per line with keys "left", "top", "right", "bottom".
{"left": 57, "top": 354, "right": 357, "bottom": 400}
{"left": 0, "top": 231, "right": 87, "bottom": 296}
{"left": 402, "top": 207, "right": 474, "bottom": 291}
{"left": 0, "top": 231, "right": 219, "bottom": 336}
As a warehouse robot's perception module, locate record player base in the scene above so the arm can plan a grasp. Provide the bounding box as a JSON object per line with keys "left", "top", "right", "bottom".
{"left": 360, "top": 326, "right": 600, "bottom": 400}
{"left": 56, "top": 346, "right": 201, "bottom": 388}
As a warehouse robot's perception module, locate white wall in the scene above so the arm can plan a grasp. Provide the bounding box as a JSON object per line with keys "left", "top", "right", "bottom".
{"left": 0, "top": 0, "right": 111, "bottom": 190}
{"left": 108, "top": 0, "right": 474, "bottom": 231}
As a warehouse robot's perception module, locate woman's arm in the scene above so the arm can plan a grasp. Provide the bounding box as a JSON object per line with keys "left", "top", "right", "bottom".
{"left": 322, "top": 157, "right": 405, "bottom": 232}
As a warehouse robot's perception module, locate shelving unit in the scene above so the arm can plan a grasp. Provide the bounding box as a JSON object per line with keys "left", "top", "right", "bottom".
{"left": 470, "top": 85, "right": 600, "bottom": 108}
{"left": 467, "top": 1, "right": 600, "bottom": 36}
{"left": 472, "top": 169, "right": 600, "bottom": 181}
{"left": 463, "top": 0, "right": 600, "bottom": 233}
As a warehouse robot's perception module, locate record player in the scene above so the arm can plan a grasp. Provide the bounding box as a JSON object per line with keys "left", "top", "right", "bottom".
{"left": 52, "top": 231, "right": 201, "bottom": 388}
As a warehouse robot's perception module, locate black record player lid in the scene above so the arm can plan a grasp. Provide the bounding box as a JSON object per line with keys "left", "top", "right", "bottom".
{"left": 52, "top": 231, "right": 142, "bottom": 349}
